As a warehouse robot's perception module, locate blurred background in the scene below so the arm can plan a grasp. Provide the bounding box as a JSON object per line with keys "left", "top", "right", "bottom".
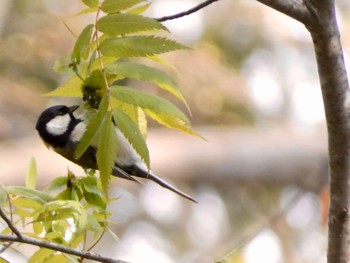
{"left": 1, "top": 0, "right": 350, "bottom": 262}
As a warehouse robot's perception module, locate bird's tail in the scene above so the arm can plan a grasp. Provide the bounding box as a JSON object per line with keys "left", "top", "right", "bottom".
{"left": 112, "top": 166, "right": 197, "bottom": 203}
{"left": 146, "top": 172, "right": 197, "bottom": 203}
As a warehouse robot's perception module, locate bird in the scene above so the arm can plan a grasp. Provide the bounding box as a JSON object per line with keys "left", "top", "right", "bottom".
{"left": 35, "top": 105, "right": 197, "bottom": 203}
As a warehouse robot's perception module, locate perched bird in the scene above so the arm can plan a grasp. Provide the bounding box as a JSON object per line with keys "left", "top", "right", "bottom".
{"left": 35, "top": 105, "right": 196, "bottom": 202}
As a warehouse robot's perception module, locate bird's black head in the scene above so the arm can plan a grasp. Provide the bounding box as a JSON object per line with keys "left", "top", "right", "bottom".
{"left": 36, "top": 105, "right": 80, "bottom": 148}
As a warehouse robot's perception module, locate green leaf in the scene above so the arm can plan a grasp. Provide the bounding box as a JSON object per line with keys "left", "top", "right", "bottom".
{"left": 53, "top": 55, "right": 74, "bottom": 75}
{"left": 110, "top": 86, "right": 201, "bottom": 136}
{"left": 29, "top": 248, "right": 54, "bottom": 263}
{"left": 71, "top": 24, "right": 94, "bottom": 64}
{"left": 101, "top": 0, "right": 144, "bottom": 13}
{"left": 111, "top": 100, "right": 148, "bottom": 138}
{"left": 105, "top": 62, "right": 188, "bottom": 107}
{"left": 44, "top": 76, "right": 82, "bottom": 97}
{"left": 5, "top": 186, "right": 53, "bottom": 204}
{"left": 127, "top": 2, "right": 151, "bottom": 14}
{"left": 97, "top": 13, "right": 167, "bottom": 36}
{"left": 26, "top": 157, "right": 37, "bottom": 190}
{"left": 110, "top": 86, "right": 189, "bottom": 123}
{"left": 75, "top": 94, "right": 109, "bottom": 159}
{"left": 45, "top": 176, "right": 68, "bottom": 192}
{"left": 100, "top": 36, "right": 187, "bottom": 58}
{"left": 44, "top": 253, "right": 70, "bottom": 263}
{"left": 113, "top": 107, "right": 150, "bottom": 168}
{"left": 82, "top": 0, "right": 99, "bottom": 8}
{"left": 97, "top": 112, "right": 117, "bottom": 196}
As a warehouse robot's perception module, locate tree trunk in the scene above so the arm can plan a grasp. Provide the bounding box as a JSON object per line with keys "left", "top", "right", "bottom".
{"left": 256, "top": 0, "right": 350, "bottom": 262}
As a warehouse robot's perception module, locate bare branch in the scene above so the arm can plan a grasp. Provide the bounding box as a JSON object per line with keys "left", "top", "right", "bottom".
{"left": 256, "top": 0, "right": 312, "bottom": 24}
{"left": 0, "top": 234, "right": 130, "bottom": 263}
{"left": 0, "top": 208, "right": 22, "bottom": 240}
{"left": 156, "top": 0, "right": 220, "bottom": 22}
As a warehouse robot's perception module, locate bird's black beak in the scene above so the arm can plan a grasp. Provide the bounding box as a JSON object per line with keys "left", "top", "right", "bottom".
{"left": 69, "top": 105, "right": 80, "bottom": 113}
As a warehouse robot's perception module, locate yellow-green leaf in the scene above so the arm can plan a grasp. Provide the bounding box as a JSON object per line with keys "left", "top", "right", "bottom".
{"left": 71, "top": 24, "right": 94, "bottom": 64}
{"left": 101, "top": 0, "right": 144, "bottom": 13}
{"left": 97, "top": 13, "right": 167, "bottom": 36}
{"left": 28, "top": 248, "right": 54, "bottom": 263}
{"left": 113, "top": 107, "right": 150, "bottom": 168}
{"left": 97, "top": 112, "right": 117, "bottom": 196}
{"left": 44, "top": 76, "right": 82, "bottom": 97}
{"left": 105, "top": 62, "right": 188, "bottom": 107}
{"left": 26, "top": 157, "right": 37, "bottom": 190}
{"left": 100, "top": 36, "right": 187, "bottom": 58}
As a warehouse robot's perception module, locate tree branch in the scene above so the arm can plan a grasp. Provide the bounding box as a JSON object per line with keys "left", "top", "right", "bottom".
{"left": 156, "top": 0, "right": 220, "bottom": 22}
{"left": 256, "top": 0, "right": 312, "bottom": 24}
{"left": 0, "top": 208, "right": 22, "bottom": 240}
{"left": 0, "top": 208, "right": 128, "bottom": 263}
{"left": 0, "top": 234, "right": 130, "bottom": 263}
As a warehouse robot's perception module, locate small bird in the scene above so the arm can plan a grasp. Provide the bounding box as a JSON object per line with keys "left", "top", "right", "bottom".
{"left": 35, "top": 105, "right": 196, "bottom": 202}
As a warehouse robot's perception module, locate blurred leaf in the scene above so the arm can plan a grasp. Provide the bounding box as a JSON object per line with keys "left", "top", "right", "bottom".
{"left": 0, "top": 187, "right": 7, "bottom": 205}
{"left": 97, "top": 112, "right": 117, "bottom": 196}
{"left": 0, "top": 258, "right": 9, "bottom": 263}
{"left": 101, "top": 0, "right": 144, "bottom": 13}
{"left": 26, "top": 158, "right": 37, "bottom": 190}
{"left": 100, "top": 36, "right": 187, "bottom": 58}
{"left": 127, "top": 2, "right": 151, "bottom": 14}
{"left": 97, "top": 13, "right": 167, "bottom": 36}
{"left": 82, "top": 0, "right": 99, "bottom": 8}
{"left": 71, "top": 24, "right": 94, "bottom": 64}
{"left": 45, "top": 176, "right": 68, "bottom": 192}
{"left": 105, "top": 62, "right": 188, "bottom": 107}
{"left": 113, "top": 107, "right": 150, "bottom": 168}
{"left": 44, "top": 253, "right": 70, "bottom": 263}
{"left": 5, "top": 186, "right": 53, "bottom": 203}
{"left": 53, "top": 55, "right": 74, "bottom": 75}
{"left": 107, "top": 227, "right": 120, "bottom": 242}
{"left": 28, "top": 248, "right": 54, "bottom": 263}
{"left": 44, "top": 76, "right": 82, "bottom": 97}
{"left": 75, "top": 94, "right": 108, "bottom": 159}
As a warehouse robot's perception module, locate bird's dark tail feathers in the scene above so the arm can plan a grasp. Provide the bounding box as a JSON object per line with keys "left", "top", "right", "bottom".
{"left": 112, "top": 166, "right": 197, "bottom": 203}
{"left": 147, "top": 172, "right": 197, "bottom": 203}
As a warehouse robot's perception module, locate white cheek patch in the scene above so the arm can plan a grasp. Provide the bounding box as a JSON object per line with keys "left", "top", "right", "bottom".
{"left": 46, "top": 114, "right": 71, "bottom": 136}
{"left": 70, "top": 122, "right": 86, "bottom": 142}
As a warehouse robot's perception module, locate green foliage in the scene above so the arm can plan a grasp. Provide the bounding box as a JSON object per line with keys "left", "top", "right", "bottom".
{"left": 2, "top": 169, "right": 111, "bottom": 262}
{"left": 13, "top": 2, "right": 200, "bottom": 260}
{"left": 45, "top": 0, "right": 199, "bottom": 191}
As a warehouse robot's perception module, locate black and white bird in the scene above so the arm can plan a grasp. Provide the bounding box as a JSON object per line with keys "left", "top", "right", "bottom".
{"left": 35, "top": 105, "right": 196, "bottom": 202}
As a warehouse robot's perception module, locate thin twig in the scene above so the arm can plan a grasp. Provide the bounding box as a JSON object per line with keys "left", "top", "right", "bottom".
{"left": 156, "top": 0, "right": 220, "bottom": 22}
{"left": 0, "top": 208, "right": 23, "bottom": 240}
{"left": 0, "top": 234, "right": 130, "bottom": 263}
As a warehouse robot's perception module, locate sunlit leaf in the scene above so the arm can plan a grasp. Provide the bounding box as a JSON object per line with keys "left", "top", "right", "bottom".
{"left": 113, "top": 107, "right": 150, "bottom": 168}
{"left": 97, "top": 112, "right": 117, "bottom": 196}
{"left": 26, "top": 158, "right": 37, "bottom": 190}
{"left": 5, "top": 186, "right": 53, "bottom": 203}
{"left": 101, "top": 0, "right": 144, "bottom": 13}
{"left": 45, "top": 176, "right": 68, "bottom": 192}
{"left": 127, "top": 2, "right": 151, "bottom": 14}
{"left": 110, "top": 86, "right": 189, "bottom": 123}
{"left": 44, "top": 253, "right": 70, "bottom": 263}
{"left": 71, "top": 24, "right": 94, "bottom": 64}
{"left": 100, "top": 36, "right": 187, "bottom": 58}
{"left": 105, "top": 62, "right": 188, "bottom": 107}
{"left": 28, "top": 248, "right": 54, "bottom": 263}
{"left": 97, "top": 13, "right": 167, "bottom": 36}
{"left": 82, "top": 0, "right": 99, "bottom": 8}
{"left": 44, "top": 76, "right": 82, "bottom": 97}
